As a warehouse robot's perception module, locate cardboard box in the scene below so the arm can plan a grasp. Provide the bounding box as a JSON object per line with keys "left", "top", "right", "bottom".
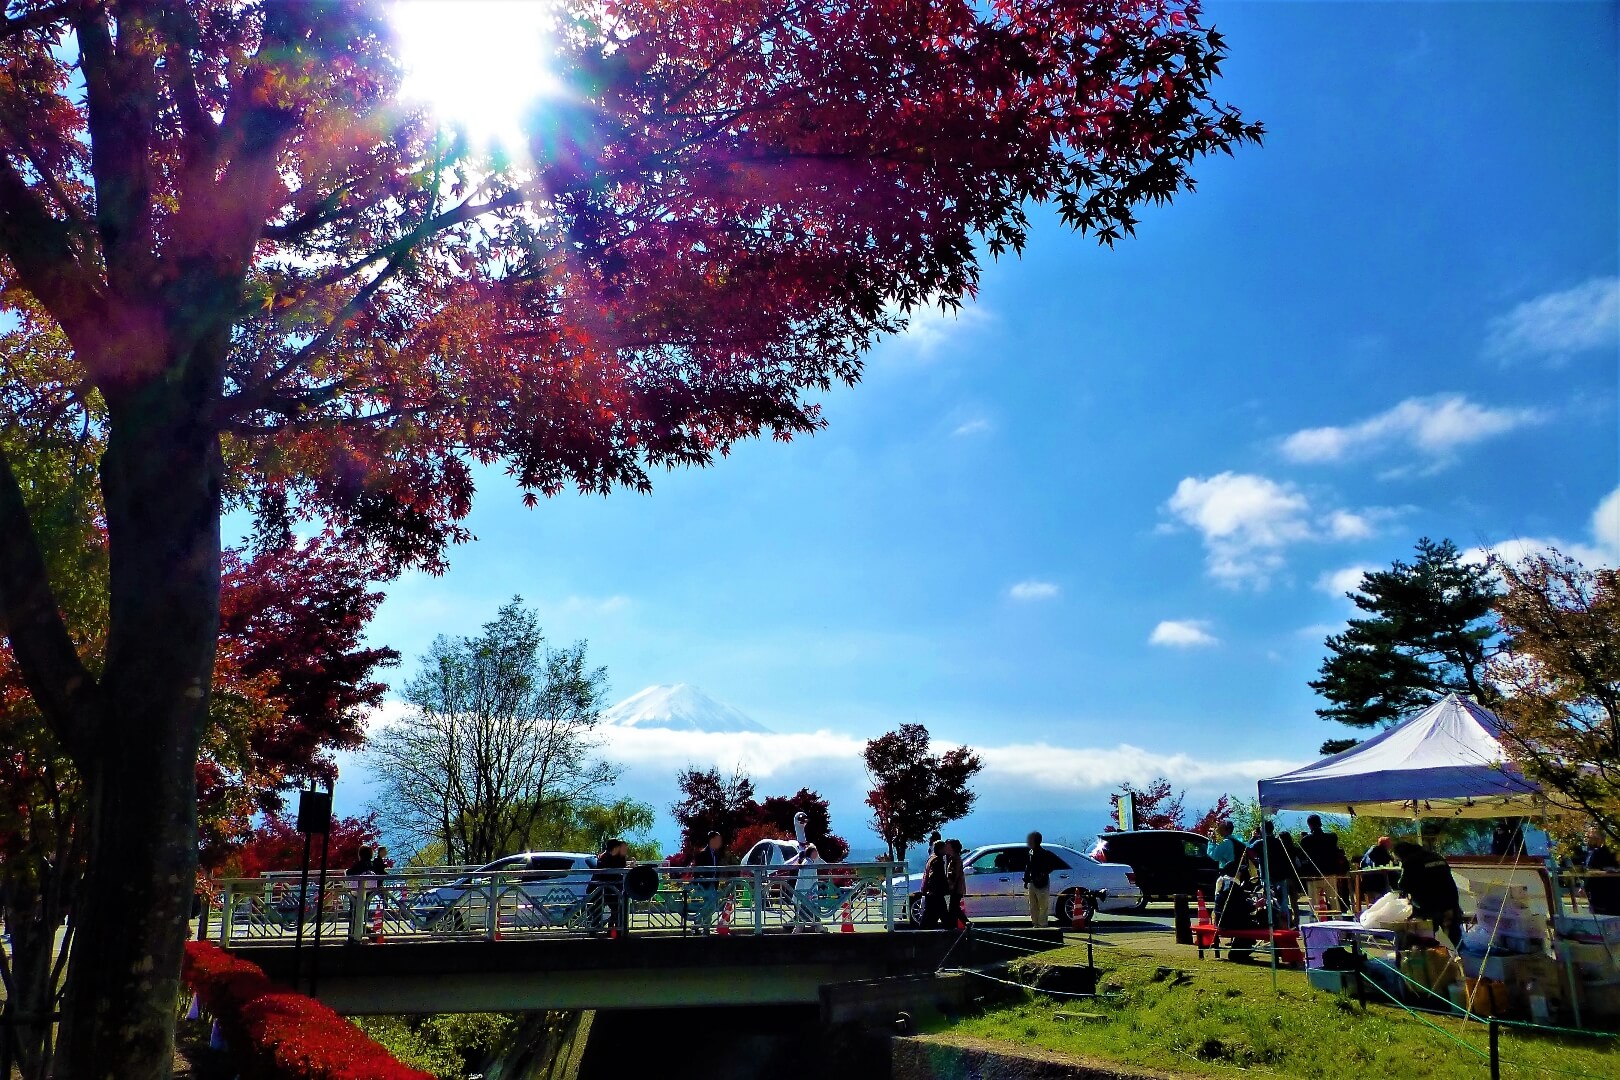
{"left": 1502, "top": 954, "right": 1565, "bottom": 1016}
{"left": 1574, "top": 977, "right": 1620, "bottom": 1026}
{"left": 1555, "top": 914, "right": 1620, "bottom": 945}
{"left": 1461, "top": 952, "right": 1546, "bottom": 981}
{"left": 1557, "top": 940, "right": 1620, "bottom": 980}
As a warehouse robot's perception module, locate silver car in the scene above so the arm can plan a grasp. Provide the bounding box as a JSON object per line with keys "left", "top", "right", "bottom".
{"left": 409, "top": 851, "right": 596, "bottom": 931}
{"left": 893, "top": 842, "right": 1142, "bottom": 925}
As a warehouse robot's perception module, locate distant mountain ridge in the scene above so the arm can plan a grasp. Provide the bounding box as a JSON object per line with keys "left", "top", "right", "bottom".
{"left": 600, "top": 683, "right": 772, "bottom": 734}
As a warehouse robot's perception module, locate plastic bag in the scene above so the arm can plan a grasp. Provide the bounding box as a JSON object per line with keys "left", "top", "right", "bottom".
{"left": 1360, "top": 891, "right": 1414, "bottom": 929}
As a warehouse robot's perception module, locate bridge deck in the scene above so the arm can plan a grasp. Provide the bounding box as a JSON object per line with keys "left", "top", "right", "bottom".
{"left": 234, "top": 928, "right": 1062, "bottom": 1014}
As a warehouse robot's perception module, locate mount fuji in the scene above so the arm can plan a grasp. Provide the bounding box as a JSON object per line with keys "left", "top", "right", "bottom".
{"left": 600, "top": 684, "right": 773, "bottom": 734}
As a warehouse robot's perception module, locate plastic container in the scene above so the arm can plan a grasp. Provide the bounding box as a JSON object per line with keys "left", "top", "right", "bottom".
{"left": 1307, "top": 968, "right": 1359, "bottom": 994}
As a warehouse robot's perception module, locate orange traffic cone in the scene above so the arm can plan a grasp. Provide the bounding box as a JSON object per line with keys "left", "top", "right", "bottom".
{"left": 956, "top": 896, "right": 969, "bottom": 930}
{"left": 1070, "top": 890, "right": 1088, "bottom": 930}
{"left": 1315, "top": 888, "right": 1330, "bottom": 921}
{"left": 1196, "top": 889, "right": 1210, "bottom": 924}
{"left": 840, "top": 900, "right": 855, "bottom": 933}
{"left": 369, "top": 903, "right": 385, "bottom": 944}
{"left": 716, "top": 897, "right": 734, "bottom": 937}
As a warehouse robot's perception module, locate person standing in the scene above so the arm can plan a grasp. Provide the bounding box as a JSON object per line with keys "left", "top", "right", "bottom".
{"left": 1298, "top": 815, "right": 1347, "bottom": 878}
{"left": 1209, "top": 821, "right": 1241, "bottom": 880}
{"left": 918, "top": 840, "right": 952, "bottom": 929}
{"left": 690, "top": 831, "right": 725, "bottom": 934}
{"left": 1359, "top": 835, "right": 1397, "bottom": 897}
{"left": 1023, "top": 831, "right": 1062, "bottom": 928}
{"left": 947, "top": 838, "right": 968, "bottom": 928}
{"left": 591, "top": 838, "right": 630, "bottom": 935}
{"left": 787, "top": 844, "right": 826, "bottom": 933}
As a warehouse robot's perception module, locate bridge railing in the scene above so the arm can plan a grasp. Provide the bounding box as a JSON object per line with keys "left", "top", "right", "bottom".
{"left": 203, "top": 860, "right": 906, "bottom": 946}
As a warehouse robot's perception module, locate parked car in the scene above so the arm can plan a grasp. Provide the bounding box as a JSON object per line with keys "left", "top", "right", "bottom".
{"left": 893, "top": 843, "right": 1141, "bottom": 925}
{"left": 1089, "top": 829, "right": 1217, "bottom": 906}
{"left": 409, "top": 851, "right": 596, "bottom": 931}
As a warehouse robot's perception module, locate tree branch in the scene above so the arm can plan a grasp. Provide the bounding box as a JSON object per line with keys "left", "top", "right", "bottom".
{"left": 0, "top": 157, "right": 102, "bottom": 349}
{"left": 0, "top": 446, "right": 99, "bottom": 756}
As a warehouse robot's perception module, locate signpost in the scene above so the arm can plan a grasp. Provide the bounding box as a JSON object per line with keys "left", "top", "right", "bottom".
{"left": 291, "top": 786, "right": 333, "bottom": 995}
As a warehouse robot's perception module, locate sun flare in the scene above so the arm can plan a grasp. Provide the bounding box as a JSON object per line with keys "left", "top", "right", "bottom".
{"left": 390, "top": 0, "right": 563, "bottom": 151}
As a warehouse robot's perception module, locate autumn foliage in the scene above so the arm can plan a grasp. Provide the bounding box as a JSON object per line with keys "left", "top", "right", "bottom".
{"left": 0, "top": 0, "right": 1258, "bottom": 1071}
{"left": 670, "top": 768, "right": 850, "bottom": 861}
{"left": 183, "top": 942, "right": 432, "bottom": 1080}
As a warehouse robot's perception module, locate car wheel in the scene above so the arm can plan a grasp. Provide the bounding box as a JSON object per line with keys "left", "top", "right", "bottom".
{"left": 908, "top": 893, "right": 926, "bottom": 927}
{"left": 1132, "top": 895, "right": 1150, "bottom": 913}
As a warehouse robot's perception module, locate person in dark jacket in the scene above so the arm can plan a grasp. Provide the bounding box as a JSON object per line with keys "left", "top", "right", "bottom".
{"left": 690, "top": 831, "right": 725, "bottom": 933}
{"left": 1298, "top": 815, "right": 1348, "bottom": 877}
{"left": 591, "top": 838, "right": 630, "bottom": 935}
{"left": 1582, "top": 826, "right": 1620, "bottom": 916}
{"left": 918, "top": 841, "right": 954, "bottom": 929}
{"left": 346, "top": 846, "right": 374, "bottom": 877}
{"left": 1393, "top": 841, "right": 1461, "bottom": 942}
{"left": 1240, "top": 822, "right": 1299, "bottom": 924}
{"left": 947, "top": 838, "right": 969, "bottom": 928}
{"left": 1023, "top": 831, "right": 1064, "bottom": 927}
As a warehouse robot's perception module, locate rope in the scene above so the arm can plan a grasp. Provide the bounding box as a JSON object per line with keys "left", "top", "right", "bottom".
{"left": 937, "top": 965, "right": 1113, "bottom": 1000}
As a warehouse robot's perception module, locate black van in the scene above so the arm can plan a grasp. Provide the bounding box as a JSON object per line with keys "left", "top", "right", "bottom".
{"left": 1089, "top": 829, "right": 1218, "bottom": 906}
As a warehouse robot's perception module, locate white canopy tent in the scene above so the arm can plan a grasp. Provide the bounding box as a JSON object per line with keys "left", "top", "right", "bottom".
{"left": 1257, "top": 693, "right": 1551, "bottom": 819}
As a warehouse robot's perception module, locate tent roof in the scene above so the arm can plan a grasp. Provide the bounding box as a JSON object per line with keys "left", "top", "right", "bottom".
{"left": 1257, "top": 694, "right": 1547, "bottom": 818}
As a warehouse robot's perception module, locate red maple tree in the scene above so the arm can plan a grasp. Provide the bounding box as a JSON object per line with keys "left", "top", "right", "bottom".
{"left": 0, "top": 2, "right": 1260, "bottom": 1071}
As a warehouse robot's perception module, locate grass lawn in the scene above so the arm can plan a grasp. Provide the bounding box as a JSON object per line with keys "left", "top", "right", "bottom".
{"left": 929, "top": 922, "right": 1619, "bottom": 1079}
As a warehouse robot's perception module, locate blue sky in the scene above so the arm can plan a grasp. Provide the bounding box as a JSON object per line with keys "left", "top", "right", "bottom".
{"left": 343, "top": 1, "right": 1619, "bottom": 852}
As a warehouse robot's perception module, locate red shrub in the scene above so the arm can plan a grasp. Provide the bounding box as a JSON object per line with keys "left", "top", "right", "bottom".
{"left": 183, "top": 941, "right": 432, "bottom": 1080}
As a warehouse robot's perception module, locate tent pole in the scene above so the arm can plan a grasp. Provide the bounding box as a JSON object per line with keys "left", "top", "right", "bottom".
{"left": 1261, "top": 809, "right": 1278, "bottom": 993}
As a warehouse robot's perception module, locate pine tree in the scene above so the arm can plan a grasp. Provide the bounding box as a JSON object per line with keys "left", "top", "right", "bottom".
{"left": 1311, "top": 538, "right": 1501, "bottom": 751}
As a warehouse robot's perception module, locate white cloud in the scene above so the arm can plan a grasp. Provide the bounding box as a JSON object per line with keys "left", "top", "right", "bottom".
{"left": 600, "top": 724, "right": 1293, "bottom": 799}
{"left": 975, "top": 742, "right": 1296, "bottom": 795}
{"left": 1149, "top": 619, "right": 1219, "bottom": 648}
{"left": 1164, "top": 472, "right": 1393, "bottom": 586}
{"left": 1326, "top": 510, "right": 1376, "bottom": 540}
{"left": 951, "top": 418, "right": 992, "bottom": 437}
{"left": 1280, "top": 395, "right": 1545, "bottom": 466}
{"left": 890, "top": 300, "right": 993, "bottom": 359}
{"left": 1008, "top": 580, "right": 1061, "bottom": 601}
{"left": 1164, "top": 472, "right": 1313, "bottom": 586}
{"left": 1316, "top": 565, "right": 1374, "bottom": 597}
{"left": 1486, "top": 277, "right": 1619, "bottom": 362}
{"left": 1465, "top": 486, "right": 1620, "bottom": 570}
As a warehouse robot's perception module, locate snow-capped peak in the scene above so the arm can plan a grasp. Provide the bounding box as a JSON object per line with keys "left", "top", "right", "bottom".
{"left": 600, "top": 684, "right": 772, "bottom": 734}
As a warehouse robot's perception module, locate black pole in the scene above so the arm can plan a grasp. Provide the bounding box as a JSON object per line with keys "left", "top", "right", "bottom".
{"left": 1489, "top": 1020, "right": 1500, "bottom": 1080}
{"left": 309, "top": 792, "right": 334, "bottom": 998}
{"left": 291, "top": 823, "right": 314, "bottom": 994}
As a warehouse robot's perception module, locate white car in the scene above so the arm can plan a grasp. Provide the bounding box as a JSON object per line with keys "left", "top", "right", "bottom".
{"left": 410, "top": 851, "right": 597, "bottom": 930}
{"left": 893, "top": 843, "right": 1142, "bottom": 925}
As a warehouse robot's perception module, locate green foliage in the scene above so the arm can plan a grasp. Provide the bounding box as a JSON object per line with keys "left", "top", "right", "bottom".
{"left": 355, "top": 1014, "right": 516, "bottom": 1080}
{"left": 943, "top": 936, "right": 1619, "bottom": 1079}
{"left": 369, "top": 597, "right": 615, "bottom": 865}
{"left": 519, "top": 797, "right": 660, "bottom": 861}
{"left": 1311, "top": 539, "right": 1500, "bottom": 743}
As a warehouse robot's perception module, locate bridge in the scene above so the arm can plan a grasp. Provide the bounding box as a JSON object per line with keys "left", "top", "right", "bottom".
{"left": 205, "top": 862, "right": 1063, "bottom": 1015}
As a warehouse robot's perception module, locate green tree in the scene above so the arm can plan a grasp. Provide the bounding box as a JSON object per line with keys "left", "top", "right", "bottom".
{"left": 368, "top": 599, "right": 615, "bottom": 865}
{"left": 1312, "top": 538, "right": 1501, "bottom": 753}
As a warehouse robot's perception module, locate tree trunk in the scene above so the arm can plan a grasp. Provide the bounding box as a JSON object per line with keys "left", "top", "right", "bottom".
{"left": 57, "top": 388, "right": 222, "bottom": 1079}
{"left": 3, "top": 880, "right": 61, "bottom": 1080}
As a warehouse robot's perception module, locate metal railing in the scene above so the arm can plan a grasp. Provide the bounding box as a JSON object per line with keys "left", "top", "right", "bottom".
{"left": 203, "top": 861, "right": 905, "bottom": 947}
